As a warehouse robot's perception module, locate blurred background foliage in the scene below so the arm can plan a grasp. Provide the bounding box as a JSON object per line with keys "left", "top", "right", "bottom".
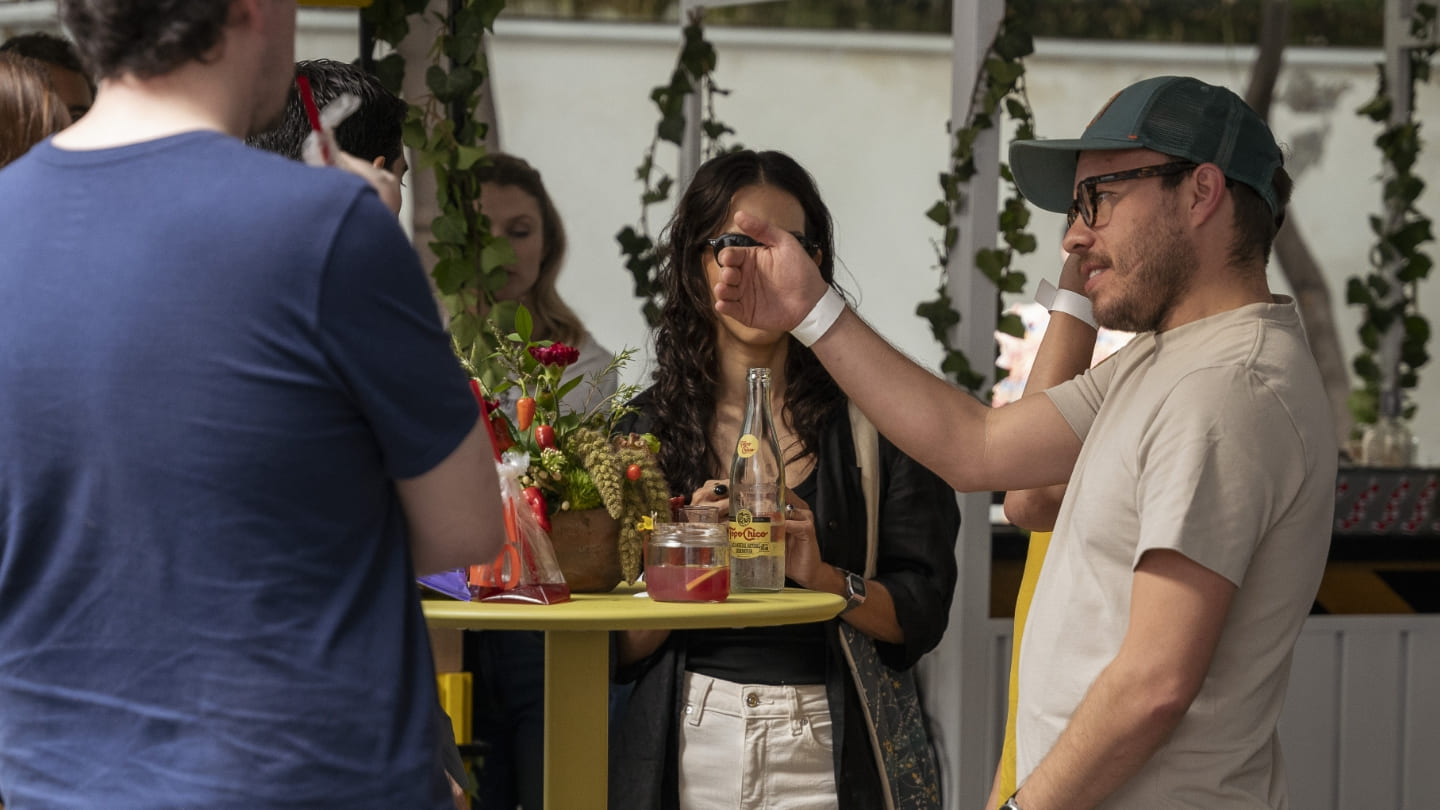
{"left": 501, "top": 0, "right": 1386, "bottom": 47}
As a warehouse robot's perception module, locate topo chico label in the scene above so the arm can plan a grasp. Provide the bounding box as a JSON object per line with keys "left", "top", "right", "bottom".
{"left": 729, "top": 508, "right": 781, "bottom": 559}
{"left": 735, "top": 433, "right": 759, "bottom": 459}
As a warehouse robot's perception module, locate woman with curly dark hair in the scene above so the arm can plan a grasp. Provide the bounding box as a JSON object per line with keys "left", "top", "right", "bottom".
{"left": 610, "top": 150, "right": 960, "bottom": 810}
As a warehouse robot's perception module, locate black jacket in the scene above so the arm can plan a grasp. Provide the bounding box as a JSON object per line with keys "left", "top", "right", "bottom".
{"left": 609, "top": 391, "right": 960, "bottom": 810}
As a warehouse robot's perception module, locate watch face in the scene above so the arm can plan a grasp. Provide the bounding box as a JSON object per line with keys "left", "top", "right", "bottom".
{"left": 847, "top": 572, "right": 867, "bottom": 600}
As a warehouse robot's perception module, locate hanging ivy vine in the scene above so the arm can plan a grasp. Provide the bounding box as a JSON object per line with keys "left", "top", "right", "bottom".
{"left": 1348, "top": 0, "right": 1436, "bottom": 427}
{"left": 364, "top": 0, "right": 513, "bottom": 380}
{"left": 616, "top": 8, "right": 742, "bottom": 327}
{"left": 919, "top": 0, "right": 1038, "bottom": 394}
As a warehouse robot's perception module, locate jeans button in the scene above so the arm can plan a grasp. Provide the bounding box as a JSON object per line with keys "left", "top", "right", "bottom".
{"left": 745, "top": 693, "right": 760, "bottom": 708}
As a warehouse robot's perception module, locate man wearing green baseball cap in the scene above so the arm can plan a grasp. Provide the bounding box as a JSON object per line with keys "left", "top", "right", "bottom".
{"left": 706, "top": 74, "right": 1336, "bottom": 809}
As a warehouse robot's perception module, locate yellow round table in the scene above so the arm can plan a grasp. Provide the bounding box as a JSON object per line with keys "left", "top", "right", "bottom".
{"left": 423, "top": 586, "right": 846, "bottom": 810}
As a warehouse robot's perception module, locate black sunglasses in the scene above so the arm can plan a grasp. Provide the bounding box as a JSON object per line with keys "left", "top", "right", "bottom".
{"left": 1066, "top": 161, "right": 1198, "bottom": 229}
{"left": 704, "top": 232, "right": 821, "bottom": 258}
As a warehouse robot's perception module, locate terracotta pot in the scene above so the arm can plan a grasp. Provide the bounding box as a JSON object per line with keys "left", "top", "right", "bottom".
{"left": 547, "top": 508, "right": 622, "bottom": 593}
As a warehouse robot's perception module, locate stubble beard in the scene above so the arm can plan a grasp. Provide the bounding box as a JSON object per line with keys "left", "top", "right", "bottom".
{"left": 1092, "top": 206, "right": 1197, "bottom": 334}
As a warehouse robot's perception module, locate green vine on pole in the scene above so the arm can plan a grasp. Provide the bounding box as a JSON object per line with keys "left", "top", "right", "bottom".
{"left": 919, "top": 0, "right": 1037, "bottom": 394}
{"left": 1348, "top": 0, "right": 1436, "bottom": 427}
{"left": 617, "top": 9, "right": 741, "bottom": 327}
{"left": 364, "top": 0, "right": 513, "bottom": 379}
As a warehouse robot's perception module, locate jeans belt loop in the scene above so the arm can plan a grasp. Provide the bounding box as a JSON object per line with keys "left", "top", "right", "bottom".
{"left": 686, "top": 673, "right": 714, "bottom": 727}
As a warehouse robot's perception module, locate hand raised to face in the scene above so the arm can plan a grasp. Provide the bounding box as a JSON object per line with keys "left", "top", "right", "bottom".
{"left": 711, "top": 210, "right": 831, "bottom": 333}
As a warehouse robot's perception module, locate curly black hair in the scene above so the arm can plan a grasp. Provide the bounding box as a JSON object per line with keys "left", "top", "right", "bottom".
{"left": 649, "top": 149, "right": 848, "bottom": 497}
{"left": 59, "top": 0, "right": 229, "bottom": 80}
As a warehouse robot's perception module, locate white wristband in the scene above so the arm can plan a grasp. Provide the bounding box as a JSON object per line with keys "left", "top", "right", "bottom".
{"left": 791, "top": 286, "right": 847, "bottom": 347}
{"left": 1035, "top": 279, "right": 1096, "bottom": 329}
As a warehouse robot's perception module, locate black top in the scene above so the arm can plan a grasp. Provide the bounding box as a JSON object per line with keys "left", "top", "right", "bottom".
{"left": 610, "top": 390, "right": 961, "bottom": 810}
{"left": 684, "top": 471, "right": 826, "bottom": 684}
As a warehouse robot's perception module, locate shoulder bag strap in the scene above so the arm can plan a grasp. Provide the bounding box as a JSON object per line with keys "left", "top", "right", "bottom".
{"left": 848, "top": 400, "right": 880, "bottom": 578}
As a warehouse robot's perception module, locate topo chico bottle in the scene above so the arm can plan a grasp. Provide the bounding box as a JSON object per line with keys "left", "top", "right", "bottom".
{"left": 728, "top": 367, "right": 786, "bottom": 592}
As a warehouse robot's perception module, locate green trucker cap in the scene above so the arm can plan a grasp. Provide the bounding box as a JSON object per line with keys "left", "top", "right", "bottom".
{"left": 1009, "top": 75, "right": 1283, "bottom": 219}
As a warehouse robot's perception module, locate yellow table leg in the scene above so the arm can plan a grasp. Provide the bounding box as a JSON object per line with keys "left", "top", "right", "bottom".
{"left": 544, "top": 630, "right": 609, "bottom": 810}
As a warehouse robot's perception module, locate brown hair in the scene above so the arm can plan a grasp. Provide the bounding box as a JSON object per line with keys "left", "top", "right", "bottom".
{"left": 1162, "top": 160, "right": 1293, "bottom": 268}
{"left": 0, "top": 53, "right": 70, "bottom": 168}
{"left": 473, "top": 153, "right": 586, "bottom": 346}
{"left": 58, "top": 0, "right": 229, "bottom": 80}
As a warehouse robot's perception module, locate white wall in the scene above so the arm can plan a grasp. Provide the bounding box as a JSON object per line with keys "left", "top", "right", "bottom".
{"left": 290, "top": 12, "right": 1440, "bottom": 456}
{"left": 7, "top": 2, "right": 1436, "bottom": 455}
{"left": 485, "top": 19, "right": 1440, "bottom": 460}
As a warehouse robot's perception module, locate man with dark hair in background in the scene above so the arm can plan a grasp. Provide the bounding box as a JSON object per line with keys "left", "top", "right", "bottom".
{"left": 248, "top": 57, "right": 409, "bottom": 177}
{"left": 0, "top": 2, "right": 504, "bottom": 808}
{"left": 0, "top": 31, "right": 94, "bottom": 119}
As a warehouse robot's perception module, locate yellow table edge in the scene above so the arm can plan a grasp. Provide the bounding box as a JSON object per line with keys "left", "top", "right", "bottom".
{"left": 421, "top": 586, "right": 846, "bottom": 631}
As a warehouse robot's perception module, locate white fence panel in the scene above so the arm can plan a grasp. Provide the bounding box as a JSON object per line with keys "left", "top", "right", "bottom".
{"left": 987, "top": 615, "right": 1440, "bottom": 808}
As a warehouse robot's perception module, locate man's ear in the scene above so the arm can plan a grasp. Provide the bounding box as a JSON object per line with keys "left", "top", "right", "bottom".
{"left": 372, "top": 156, "right": 387, "bottom": 170}
{"left": 1189, "top": 163, "right": 1228, "bottom": 226}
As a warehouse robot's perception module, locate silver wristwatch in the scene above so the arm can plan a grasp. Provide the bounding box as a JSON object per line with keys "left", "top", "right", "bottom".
{"left": 838, "top": 568, "right": 867, "bottom": 613}
{"left": 1000, "top": 793, "right": 1023, "bottom": 810}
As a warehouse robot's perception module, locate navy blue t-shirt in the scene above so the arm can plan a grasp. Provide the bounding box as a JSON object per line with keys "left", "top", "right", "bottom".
{"left": 0, "top": 133, "right": 477, "bottom": 808}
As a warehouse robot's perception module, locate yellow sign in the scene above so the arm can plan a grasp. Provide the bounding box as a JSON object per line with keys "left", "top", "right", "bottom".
{"left": 735, "top": 433, "right": 758, "bottom": 459}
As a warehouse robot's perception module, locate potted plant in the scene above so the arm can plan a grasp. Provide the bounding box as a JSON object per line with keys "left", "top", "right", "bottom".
{"left": 470, "top": 305, "right": 670, "bottom": 590}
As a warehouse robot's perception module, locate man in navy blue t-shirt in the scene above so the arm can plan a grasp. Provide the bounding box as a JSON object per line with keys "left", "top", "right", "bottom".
{"left": 0, "top": 2, "right": 505, "bottom": 808}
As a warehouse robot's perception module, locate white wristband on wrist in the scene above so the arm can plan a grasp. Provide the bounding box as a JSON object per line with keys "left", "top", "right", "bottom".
{"left": 1034, "top": 278, "right": 1096, "bottom": 329}
{"left": 791, "top": 286, "right": 847, "bottom": 347}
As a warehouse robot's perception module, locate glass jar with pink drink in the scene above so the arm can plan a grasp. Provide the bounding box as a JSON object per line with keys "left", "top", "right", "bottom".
{"left": 645, "top": 506, "right": 729, "bottom": 602}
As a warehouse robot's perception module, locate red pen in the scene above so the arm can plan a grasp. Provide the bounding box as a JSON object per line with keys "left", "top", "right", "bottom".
{"left": 295, "top": 75, "right": 333, "bottom": 165}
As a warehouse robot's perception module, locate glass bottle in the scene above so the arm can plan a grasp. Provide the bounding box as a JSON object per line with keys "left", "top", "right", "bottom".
{"left": 1361, "top": 389, "right": 1415, "bottom": 467}
{"left": 728, "top": 368, "right": 786, "bottom": 592}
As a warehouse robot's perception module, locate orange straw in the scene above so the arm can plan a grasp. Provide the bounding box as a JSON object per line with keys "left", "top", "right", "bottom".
{"left": 684, "top": 566, "right": 726, "bottom": 591}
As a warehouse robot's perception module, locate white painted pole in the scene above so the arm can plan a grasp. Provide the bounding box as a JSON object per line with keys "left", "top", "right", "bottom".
{"left": 676, "top": 0, "right": 784, "bottom": 193}
{"left": 915, "top": 2, "right": 1005, "bottom": 809}
{"left": 1378, "top": 0, "right": 1417, "bottom": 406}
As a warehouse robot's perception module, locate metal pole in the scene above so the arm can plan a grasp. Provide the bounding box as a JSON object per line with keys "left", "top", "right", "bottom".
{"left": 676, "top": 0, "right": 783, "bottom": 194}
{"left": 359, "top": 13, "right": 376, "bottom": 75}
{"left": 915, "top": 2, "right": 1005, "bottom": 809}
{"left": 1378, "top": 0, "right": 1416, "bottom": 410}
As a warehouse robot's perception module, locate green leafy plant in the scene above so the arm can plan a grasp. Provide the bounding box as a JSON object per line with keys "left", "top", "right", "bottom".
{"left": 1347, "top": 0, "right": 1436, "bottom": 428}
{"left": 479, "top": 306, "right": 669, "bottom": 582}
{"left": 365, "top": 0, "right": 513, "bottom": 377}
{"left": 617, "top": 8, "right": 742, "bottom": 326}
{"left": 919, "top": 0, "right": 1039, "bottom": 393}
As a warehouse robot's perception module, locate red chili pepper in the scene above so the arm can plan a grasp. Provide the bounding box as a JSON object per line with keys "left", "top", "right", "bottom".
{"left": 522, "top": 486, "right": 551, "bottom": 532}
{"left": 535, "top": 424, "right": 556, "bottom": 450}
{"left": 516, "top": 396, "right": 535, "bottom": 431}
{"left": 626, "top": 463, "right": 643, "bottom": 482}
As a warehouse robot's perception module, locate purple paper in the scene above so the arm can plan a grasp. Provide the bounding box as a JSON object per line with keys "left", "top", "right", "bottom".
{"left": 417, "top": 569, "right": 473, "bottom": 601}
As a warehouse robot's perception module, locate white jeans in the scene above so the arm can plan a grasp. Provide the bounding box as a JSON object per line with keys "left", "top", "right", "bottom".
{"left": 676, "top": 671, "right": 838, "bottom": 810}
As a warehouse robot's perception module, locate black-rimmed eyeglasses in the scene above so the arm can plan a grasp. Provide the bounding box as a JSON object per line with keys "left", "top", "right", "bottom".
{"left": 705, "top": 232, "right": 820, "bottom": 258}
{"left": 1066, "top": 161, "right": 1198, "bottom": 230}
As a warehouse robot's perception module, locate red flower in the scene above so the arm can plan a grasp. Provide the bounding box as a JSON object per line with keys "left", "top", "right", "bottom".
{"left": 528, "top": 342, "right": 580, "bottom": 368}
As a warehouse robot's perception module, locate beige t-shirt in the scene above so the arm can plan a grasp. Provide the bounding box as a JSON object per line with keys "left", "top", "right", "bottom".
{"left": 1018, "top": 297, "right": 1337, "bottom": 808}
